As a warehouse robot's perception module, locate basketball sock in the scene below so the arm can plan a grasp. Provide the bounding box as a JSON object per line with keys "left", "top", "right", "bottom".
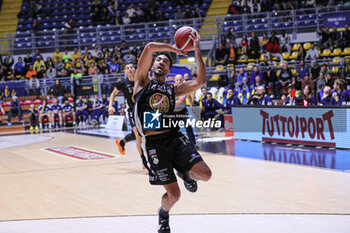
{"left": 159, "top": 207, "right": 169, "bottom": 219}
{"left": 120, "top": 139, "right": 125, "bottom": 147}
{"left": 124, "top": 131, "right": 136, "bottom": 142}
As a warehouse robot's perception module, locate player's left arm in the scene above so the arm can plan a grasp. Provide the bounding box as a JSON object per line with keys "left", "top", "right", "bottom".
{"left": 175, "top": 32, "right": 206, "bottom": 97}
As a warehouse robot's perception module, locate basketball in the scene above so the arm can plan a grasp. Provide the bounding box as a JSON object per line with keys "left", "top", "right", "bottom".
{"left": 174, "top": 26, "right": 197, "bottom": 51}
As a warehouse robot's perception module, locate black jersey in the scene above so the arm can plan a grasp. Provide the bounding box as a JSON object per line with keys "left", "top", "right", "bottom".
{"left": 134, "top": 78, "right": 176, "bottom": 134}
{"left": 114, "top": 78, "right": 135, "bottom": 111}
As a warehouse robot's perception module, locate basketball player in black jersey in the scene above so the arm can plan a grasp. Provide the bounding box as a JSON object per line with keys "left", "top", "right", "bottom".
{"left": 133, "top": 32, "right": 211, "bottom": 233}
{"left": 108, "top": 63, "right": 141, "bottom": 156}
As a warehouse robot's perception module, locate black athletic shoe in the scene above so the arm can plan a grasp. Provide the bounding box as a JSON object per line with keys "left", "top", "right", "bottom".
{"left": 158, "top": 213, "right": 170, "bottom": 233}
{"left": 176, "top": 171, "right": 198, "bottom": 193}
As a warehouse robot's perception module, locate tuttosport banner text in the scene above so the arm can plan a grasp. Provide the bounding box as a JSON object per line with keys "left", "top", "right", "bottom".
{"left": 231, "top": 106, "right": 350, "bottom": 149}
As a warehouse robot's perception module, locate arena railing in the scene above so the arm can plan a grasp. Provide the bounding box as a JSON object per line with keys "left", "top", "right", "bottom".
{"left": 2, "top": 5, "right": 349, "bottom": 55}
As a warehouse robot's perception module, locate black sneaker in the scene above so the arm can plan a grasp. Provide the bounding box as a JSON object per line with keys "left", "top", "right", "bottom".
{"left": 158, "top": 213, "right": 170, "bottom": 233}
{"left": 176, "top": 171, "right": 198, "bottom": 193}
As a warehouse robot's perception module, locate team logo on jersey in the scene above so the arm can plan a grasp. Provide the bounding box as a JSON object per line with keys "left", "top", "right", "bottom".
{"left": 149, "top": 93, "right": 170, "bottom": 113}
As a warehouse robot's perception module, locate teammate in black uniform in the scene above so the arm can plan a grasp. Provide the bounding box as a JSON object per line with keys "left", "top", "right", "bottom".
{"left": 133, "top": 32, "right": 211, "bottom": 233}
{"left": 108, "top": 63, "right": 141, "bottom": 156}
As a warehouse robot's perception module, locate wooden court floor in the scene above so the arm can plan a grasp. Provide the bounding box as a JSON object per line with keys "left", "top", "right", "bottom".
{"left": 0, "top": 131, "right": 350, "bottom": 230}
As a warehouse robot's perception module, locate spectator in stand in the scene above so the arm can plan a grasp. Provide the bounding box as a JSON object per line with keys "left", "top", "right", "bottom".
{"left": 340, "top": 24, "right": 350, "bottom": 50}
{"left": 46, "top": 57, "right": 54, "bottom": 69}
{"left": 250, "top": 0, "right": 261, "bottom": 12}
{"left": 215, "top": 43, "right": 228, "bottom": 65}
{"left": 38, "top": 98, "right": 51, "bottom": 129}
{"left": 302, "top": 85, "right": 317, "bottom": 106}
{"left": 24, "top": 52, "right": 33, "bottom": 71}
{"left": 26, "top": 64, "right": 37, "bottom": 79}
{"left": 282, "top": 85, "right": 301, "bottom": 105}
{"left": 250, "top": 86, "right": 271, "bottom": 105}
{"left": 278, "top": 63, "right": 293, "bottom": 95}
{"left": 249, "top": 31, "right": 260, "bottom": 59}
{"left": 14, "top": 57, "right": 25, "bottom": 76}
{"left": 7, "top": 96, "right": 23, "bottom": 126}
{"left": 54, "top": 58, "right": 66, "bottom": 77}
{"left": 46, "top": 65, "right": 56, "bottom": 79}
{"left": 0, "top": 68, "right": 4, "bottom": 81}
{"left": 279, "top": 30, "right": 291, "bottom": 54}
{"left": 226, "top": 28, "right": 236, "bottom": 47}
{"left": 251, "top": 75, "right": 265, "bottom": 95}
{"left": 33, "top": 56, "right": 46, "bottom": 72}
{"left": 325, "top": 72, "right": 333, "bottom": 88}
{"left": 331, "top": 26, "right": 341, "bottom": 49}
{"left": 33, "top": 49, "right": 43, "bottom": 60}
{"left": 123, "top": 49, "right": 133, "bottom": 64}
{"left": 331, "top": 79, "right": 350, "bottom": 105}
{"left": 310, "top": 59, "right": 321, "bottom": 80}
{"left": 37, "top": 66, "right": 45, "bottom": 79}
{"left": 240, "top": 35, "right": 249, "bottom": 59}
{"left": 184, "top": 7, "right": 193, "bottom": 19}
{"left": 52, "top": 48, "right": 63, "bottom": 63}
{"left": 50, "top": 97, "right": 63, "bottom": 128}
{"left": 305, "top": 0, "right": 316, "bottom": 7}
{"left": 321, "top": 86, "right": 333, "bottom": 105}
{"left": 236, "top": 67, "right": 248, "bottom": 86}
{"left": 297, "top": 59, "right": 309, "bottom": 86}
{"left": 306, "top": 43, "right": 319, "bottom": 60}
{"left": 240, "top": 1, "right": 250, "bottom": 13}
{"left": 157, "top": 10, "right": 165, "bottom": 21}
{"left": 28, "top": 104, "right": 39, "bottom": 130}
{"left": 62, "top": 98, "right": 76, "bottom": 126}
{"left": 51, "top": 79, "right": 66, "bottom": 104}
{"left": 193, "top": 7, "right": 202, "bottom": 18}
{"left": 122, "top": 13, "right": 131, "bottom": 24}
{"left": 301, "top": 74, "right": 314, "bottom": 92}
{"left": 318, "top": 27, "right": 332, "bottom": 49}
{"left": 126, "top": 5, "right": 136, "bottom": 17}
{"left": 175, "top": 8, "right": 184, "bottom": 20}
{"left": 264, "top": 67, "right": 278, "bottom": 97}
{"left": 227, "top": 42, "right": 237, "bottom": 64}
{"left": 63, "top": 18, "right": 74, "bottom": 45}
{"left": 224, "top": 89, "right": 241, "bottom": 114}
{"left": 250, "top": 66, "right": 264, "bottom": 85}
{"left": 219, "top": 34, "right": 229, "bottom": 48}
{"left": 109, "top": 58, "right": 120, "bottom": 74}
{"left": 297, "top": 46, "right": 306, "bottom": 61}
{"left": 260, "top": 33, "right": 269, "bottom": 52}
{"left": 266, "top": 37, "right": 283, "bottom": 61}
{"left": 72, "top": 47, "right": 81, "bottom": 62}
{"left": 76, "top": 96, "right": 90, "bottom": 126}
{"left": 62, "top": 49, "right": 71, "bottom": 63}
{"left": 316, "top": 72, "right": 326, "bottom": 93}
{"left": 29, "top": 74, "right": 40, "bottom": 96}
{"left": 3, "top": 51, "right": 14, "bottom": 72}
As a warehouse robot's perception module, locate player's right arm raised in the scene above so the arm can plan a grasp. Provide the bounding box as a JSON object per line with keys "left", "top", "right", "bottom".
{"left": 134, "top": 42, "right": 187, "bottom": 94}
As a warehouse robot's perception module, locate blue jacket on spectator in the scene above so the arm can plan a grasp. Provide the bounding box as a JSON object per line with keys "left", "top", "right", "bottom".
{"left": 251, "top": 94, "right": 272, "bottom": 105}
{"left": 330, "top": 90, "right": 350, "bottom": 105}
{"left": 225, "top": 95, "right": 241, "bottom": 114}
{"left": 297, "top": 66, "right": 309, "bottom": 79}
{"left": 236, "top": 72, "right": 248, "bottom": 84}
{"left": 321, "top": 95, "right": 333, "bottom": 105}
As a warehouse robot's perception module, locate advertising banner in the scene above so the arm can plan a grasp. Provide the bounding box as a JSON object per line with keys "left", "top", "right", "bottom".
{"left": 0, "top": 81, "right": 26, "bottom": 97}
{"left": 323, "top": 12, "right": 350, "bottom": 28}
{"left": 231, "top": 106, "right": 350, "bottom": 149}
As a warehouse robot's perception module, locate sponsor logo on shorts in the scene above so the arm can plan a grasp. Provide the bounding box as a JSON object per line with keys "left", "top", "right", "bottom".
{"left": 149, "top": 149, "right": 159, "bottom": 164}
{"left": 42, "top": 146, "right": 116, "bottom": 160}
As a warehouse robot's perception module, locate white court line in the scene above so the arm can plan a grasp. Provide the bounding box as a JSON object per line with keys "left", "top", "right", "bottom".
{"left": 0, "top": 214, "right": 349, "bottom": 233}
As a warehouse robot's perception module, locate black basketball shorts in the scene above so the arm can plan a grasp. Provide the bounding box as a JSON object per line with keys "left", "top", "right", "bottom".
{"left": 141, "top": 130, "right": 203, "bottom": 185}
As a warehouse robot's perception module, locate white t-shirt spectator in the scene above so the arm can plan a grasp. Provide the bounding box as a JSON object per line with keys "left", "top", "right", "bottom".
{"left": 126, "top": 7, "right": 136, "bottom": 18}
{"left": 306, "top": 48, "right": 319, "bottom": 60}
{"left": 122, "top": 15, "right": 131, "bottom": 24}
